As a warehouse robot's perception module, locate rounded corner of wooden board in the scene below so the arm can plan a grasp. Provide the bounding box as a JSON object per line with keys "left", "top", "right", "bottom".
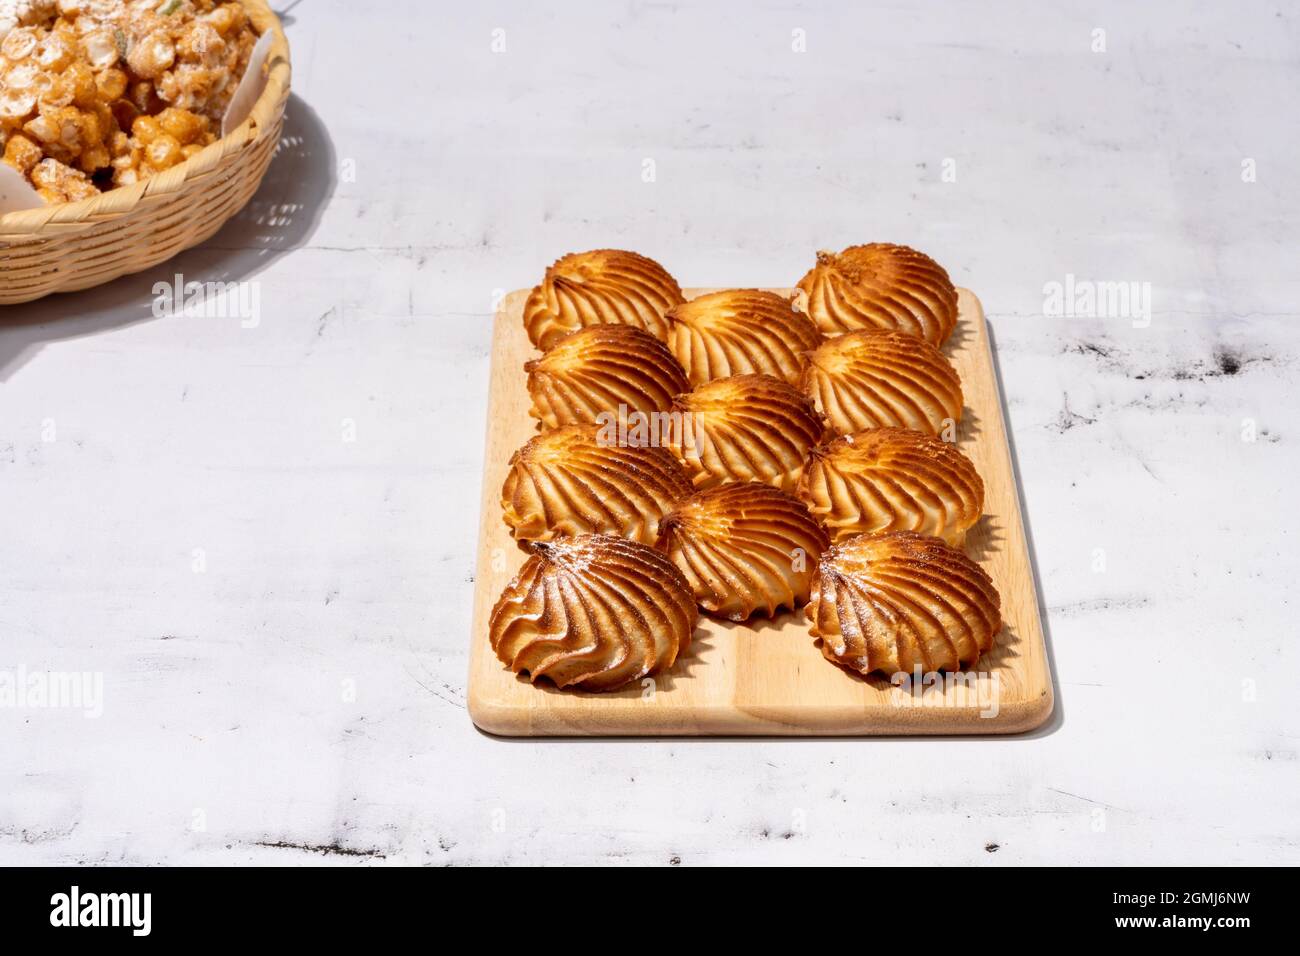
{"left": 993, "top": 682, "right": 1055, "bottom": 735}
{"left": 466, "top": 679, "right": 529, "bottom": 737}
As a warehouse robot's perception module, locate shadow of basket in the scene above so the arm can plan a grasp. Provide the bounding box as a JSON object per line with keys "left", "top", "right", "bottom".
{"left": 0, "top": 94, "right": 336, "bottom": 382}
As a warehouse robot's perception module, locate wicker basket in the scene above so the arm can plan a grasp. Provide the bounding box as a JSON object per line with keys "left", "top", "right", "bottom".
{"left": 0, "top": 0, "right": 291, "bottom": 306}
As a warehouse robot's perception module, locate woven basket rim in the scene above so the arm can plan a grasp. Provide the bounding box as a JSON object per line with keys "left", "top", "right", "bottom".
{"left": 0, "top": 0, "right": 291, "bottom": 240}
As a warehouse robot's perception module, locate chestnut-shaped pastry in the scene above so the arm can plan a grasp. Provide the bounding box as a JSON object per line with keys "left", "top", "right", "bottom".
{"left": 801, "top": 329, "right": 962, "bottom": 438}
{"left": 795, "top": 243, "right": 958, "bottom": 346}
{"left": 501, "top": 424, "right": 692, "bottom": 545}
{"left": 807, "top": 531, "right": 1001, "bottom": 676}
{"left": 798, "top": 428, "right": 984, "bottom": 545}
{"left": 665, "top": 289, "right": 823, "bottom": 386}
{"left": 489, "top": 534, "right": 698, "bottom": 692}
{"left": 657, "top": 482, "right": 829, "bottom": 621}
{"left": 523, "top": 249, "right": 685, "bottom": 350}
{"left": 526, "top": 325, "right": 690, "bottom": 431}
{"left": 665, "top": 373, "right": 824, "bottom": 492}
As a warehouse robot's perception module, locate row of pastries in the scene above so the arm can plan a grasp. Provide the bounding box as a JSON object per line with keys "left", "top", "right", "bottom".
{"left": 489, "top": 244, "right": 1002, "bottom": 692}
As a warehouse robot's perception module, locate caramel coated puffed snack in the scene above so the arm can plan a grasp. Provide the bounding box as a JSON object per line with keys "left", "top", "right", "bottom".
{"left": 0, "top": 0, "right": 258, "bottom": 203}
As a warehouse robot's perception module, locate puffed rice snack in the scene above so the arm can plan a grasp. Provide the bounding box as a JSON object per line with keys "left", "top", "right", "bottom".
{"left": 0, "top": 0, "right": 259, "bottom": 203}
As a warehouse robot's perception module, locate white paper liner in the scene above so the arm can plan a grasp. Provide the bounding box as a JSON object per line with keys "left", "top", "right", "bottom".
{"left": 221, "top": 29, "right": 274, "bottom": 138}
{"left": 0, "top": 162, "right": 45, "bottom": 215}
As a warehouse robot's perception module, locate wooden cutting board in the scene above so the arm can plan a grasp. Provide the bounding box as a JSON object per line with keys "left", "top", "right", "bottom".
{"left": 467, "top": 288, "right": 1053, "bottom": 736}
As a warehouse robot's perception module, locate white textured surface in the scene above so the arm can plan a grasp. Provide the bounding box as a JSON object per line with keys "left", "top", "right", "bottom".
{"left": 2, "top": 0, "right": 1297, "bottom": 865}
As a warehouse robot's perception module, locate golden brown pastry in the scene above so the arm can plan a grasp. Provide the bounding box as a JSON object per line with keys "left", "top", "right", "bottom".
{"left": 799, "top": 428, "right": 983, "bottom": 545}
{"left": 488, "top": 534, "right": 698, "bottom": 692}
{"left": 807, "top": 531, "right": 1001, "bottom": 676}
{"left": 665, "top": 289, "right": 823, "bottom": 386}
{"left": 523, "top": 249, "right": 685, "bottom": 350}
{"left": 795, "top": 243, "right": 958, "bottom": 346}
{"left": 657, "top": 483, "right": 829, "bottom": 620}
{"left": 526, "top": 325, "right": 690, "bottom": 431}
{"left": 666, "top": 374, "right": 824, "bottom": 492}
{"left": 501, "top": 424, "right": 692, "bottom": 545}
{"left": 801, "top": 329, "right": 962, "bottom": 437}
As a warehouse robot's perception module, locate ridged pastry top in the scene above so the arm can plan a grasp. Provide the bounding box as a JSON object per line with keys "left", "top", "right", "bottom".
{"left": 501, "top": 424, "right": 692, "bottom": 545}
{"left": 523, "top": 249, "right": 685, "bottom": 350}
{"left": 807, "top": 531, "right": 1002, "bottom": 676}
{"left": 801, "top": 330, "right": 963, "bottom": 437}
{"left": 799, "top": 428, "right": 984, "bottom": 545}
{"left": 795, "top": 243, "right": 958, "bottom": 346}
{"left": 526, "top": 325, "right": 690, "bottom": 431}
{"left": 488, "top": 534, "right": 698, "bottom": 692}
{"left": 665, "top": 289, "right": 824, "bottom": 386}
{"left": 666, "top": 374, "right": 825, "bottom": 492}
{"left": 657, "top": 483, "right": 830, "bottom": 621}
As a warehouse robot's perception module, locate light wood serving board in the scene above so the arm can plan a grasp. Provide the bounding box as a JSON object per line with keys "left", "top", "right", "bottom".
{"left": 467, "top": 288, "right": 1053, "bottom": 736}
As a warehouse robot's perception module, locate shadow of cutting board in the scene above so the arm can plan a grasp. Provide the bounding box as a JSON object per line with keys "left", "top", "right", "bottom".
{"left": 467, "top": 288, "right": 1053, "bottom": 736}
